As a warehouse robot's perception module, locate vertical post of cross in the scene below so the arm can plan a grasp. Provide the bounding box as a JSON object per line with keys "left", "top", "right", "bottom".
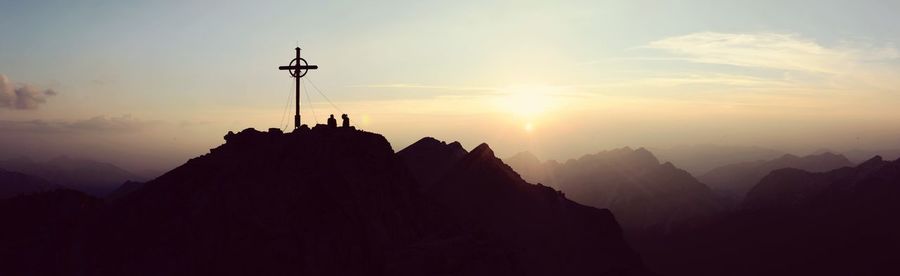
{"left": 294, "top": 47, "right": 301, "bottom": 129}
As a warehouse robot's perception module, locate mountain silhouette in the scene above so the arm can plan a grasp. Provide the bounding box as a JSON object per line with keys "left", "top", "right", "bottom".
{"left": 636, "top": 155, "right": 900, "bottom": 275}
{"left": 504, "top": 148, "right": 721, "bottom": 232}
{"left": 0, "top": 156, "right": 144, "bottom": 196}
{"left": 396, "top": 137, "right": 467, "bottom": 189}
{"left": 0, "top": 127, "right": 651, "bottom": 276}
{"left": 401, "top": 139, "right": 650, "bottom": 275}
{"left": 0, "top": 168, "right": 61, "bottom": 199}
{"left": 699, "top": 152, "right": 853, "bottom": 200}
{"left": 743, "top": 155, "right": 888, "bottom": 209}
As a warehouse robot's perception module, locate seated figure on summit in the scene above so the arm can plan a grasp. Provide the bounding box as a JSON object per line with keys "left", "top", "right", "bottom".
{"left": 341, "top": 114, "right": 350, "bottom": 127}
{"left": 327, "top": 114, "right": 337, "bottom": 127}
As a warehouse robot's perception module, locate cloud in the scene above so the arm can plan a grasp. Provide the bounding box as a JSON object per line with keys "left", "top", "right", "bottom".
{"left": 348, "top": 83, "right": 497, "bottom": 91}
{"left": 0, "top": 115, "right": 158, "bottom": 134}
{"left": 0, "top": 74, "right": 58, "bottom": 110}
{"left": 644, "top": 32, "right": 900, "bottom": 74}
{"left": 634, "top": 32, "right": 900, "bottom": 95}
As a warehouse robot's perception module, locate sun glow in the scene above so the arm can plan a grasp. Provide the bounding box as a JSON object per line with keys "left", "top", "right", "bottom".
{"left": 524, "top": 122, "right": 535, "bottom": 133}
{"left": 496, "top": 85, "right": 560, "bottom": 119}
{"left": 495, "top": 85, "right": 562, "bottom": 134}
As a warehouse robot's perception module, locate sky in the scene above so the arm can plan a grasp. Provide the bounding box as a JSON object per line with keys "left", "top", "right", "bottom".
{"left": 2, "top": 0, "right": 900, "bottom": 172}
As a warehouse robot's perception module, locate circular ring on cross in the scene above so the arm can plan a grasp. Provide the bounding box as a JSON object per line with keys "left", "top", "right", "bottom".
{"left": 289, "top": 58, "right": 310, "bottom": 78}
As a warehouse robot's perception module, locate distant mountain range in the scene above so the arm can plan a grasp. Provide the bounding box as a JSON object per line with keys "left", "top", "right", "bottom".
{"left": 650, "top": 144, "right": 785, "bottom": 175}
{"left": 0, "top": 156, "right": 146, "bottom": 196}
{"left": 504, "top": 148, "right": 721, "bottom": 232}
{"left": 0, "top": 127, "right": 652, "bottom": 276}
{"left": 0, "top": 168, "right": 61, "bottom": 199}
{"left": 635, "top": 155, "right": 900, "bottom": 275}
{"left": 837, "top": 148, "right": 900, "bottom": 164}
{"left": 699, "top": 152, "right": 853, "bottom": 199}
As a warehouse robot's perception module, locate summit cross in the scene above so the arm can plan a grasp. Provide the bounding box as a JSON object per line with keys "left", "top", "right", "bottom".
{"left": 278, "top": 47, "right": 319, "bottom": 129}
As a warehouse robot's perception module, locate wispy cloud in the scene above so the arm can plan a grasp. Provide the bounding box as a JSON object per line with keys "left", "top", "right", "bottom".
{"left": 0, "top": 74, "right": 58, "bottom": 110}
{"left": 347, "top": 83, "right": 497, "bottom": 91}
{"left": 644, "top": 32, "right": 900, "bottom": 74}
{"left": 0, "top": 115, "right": 158, "bottom": 134}
{"left": 630, "top": 32, "right": 900, "bottom": 96}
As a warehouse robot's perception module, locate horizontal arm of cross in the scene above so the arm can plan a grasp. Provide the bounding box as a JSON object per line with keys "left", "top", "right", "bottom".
{"left": 278, "top": 65, "right": 319, "bottom": 70}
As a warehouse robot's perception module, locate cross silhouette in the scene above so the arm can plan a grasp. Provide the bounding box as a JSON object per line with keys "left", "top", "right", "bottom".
{"left": 278, "top": 47, "right": 319, "bottom": 129}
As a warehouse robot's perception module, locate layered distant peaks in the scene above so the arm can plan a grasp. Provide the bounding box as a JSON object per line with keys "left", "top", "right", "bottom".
{"left": 700, "top": 152, "right": 854, "bottom": 199}
{"left": 572, "top": 147, "right": 661, "bottom": 169}
{"left": 0, "top": 168, "right": 60, "bottom": 199}
{"left": 773, "top": 153, "right": 800, "bottom": 161}
{"left": 507, "top": 151, "right": 542, "bottom": 166}
{"left": 0, "top": 155, "right": 143, "bottom": 196}
{"left": 744, "top": 153, "right": 899, "bottom": 211}
{"left": 771, "top": 152, "right": 851, "bottom": 167}
{"left": 506, "top": 146, "right": 720, "bottom": 231}
{"left": 503, "top": 151, "right": 556, "bottom": 185}
{"left": 650, "top": 144, "right": 786, "bottom": 175}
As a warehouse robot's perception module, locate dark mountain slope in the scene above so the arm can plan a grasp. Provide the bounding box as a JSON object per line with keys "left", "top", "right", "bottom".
{"left": 426, "top": 143, "right": 647, "bottom": 275}
{"left": 0, "top": 190, "right": 102, "bottom": 276}
{"left": 104, "top": 180, "right": 144, "bottom": 202}
{"left": 83, "top": 127, "right": 440, "bottom": 275}
{"left": 398, "top": 140, "right": 653, "bottom": 275}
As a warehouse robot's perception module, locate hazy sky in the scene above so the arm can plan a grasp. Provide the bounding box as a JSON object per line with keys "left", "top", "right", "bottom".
{"left": 2, "top": 0, "right": 900, "bottom": 171}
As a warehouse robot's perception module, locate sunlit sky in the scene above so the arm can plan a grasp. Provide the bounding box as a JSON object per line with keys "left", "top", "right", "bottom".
{"left": 2, "top": 0, "right": 900, "bottom": 171}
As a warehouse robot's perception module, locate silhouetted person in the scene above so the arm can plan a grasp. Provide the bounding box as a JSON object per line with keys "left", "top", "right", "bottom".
{"left": 341, "top": 114, "right": 350, "bottom": 127}
{"left": 327, "top": 114, "right": 337, "bottom": 127}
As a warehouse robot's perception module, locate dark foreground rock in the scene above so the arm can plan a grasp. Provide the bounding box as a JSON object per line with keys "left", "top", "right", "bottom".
{"left": 0, "top": 127, "right": 650, "bottom": 276}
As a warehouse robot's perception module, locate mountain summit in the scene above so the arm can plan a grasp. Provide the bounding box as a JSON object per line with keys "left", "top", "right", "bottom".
{"left": 1, "top": 126, "right": 651, "bottom": 276}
